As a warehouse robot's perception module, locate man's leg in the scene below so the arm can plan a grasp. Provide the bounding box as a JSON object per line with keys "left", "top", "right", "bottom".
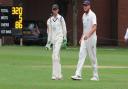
{"left": 88, "top": 38, "right": 99, "bottom": 80}
{"left": 52, "top": 40, "right": 62, "bottom": 80}
{"left": 72, "top": 40, "right": 87, "bottom": 79}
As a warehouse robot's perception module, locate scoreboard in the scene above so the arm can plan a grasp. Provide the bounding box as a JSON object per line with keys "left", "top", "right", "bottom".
{"left": 0, "top": 6, "right": 23, "bottom": 35}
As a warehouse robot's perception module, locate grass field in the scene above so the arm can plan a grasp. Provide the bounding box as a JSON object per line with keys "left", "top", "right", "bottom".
{"left": 0, "top": 46, "right": 128, "bottom": 89}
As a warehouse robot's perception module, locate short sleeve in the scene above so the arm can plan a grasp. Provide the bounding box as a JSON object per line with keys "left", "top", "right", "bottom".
{"left": 92, "top": 14, "right": 97, "bottom": 25}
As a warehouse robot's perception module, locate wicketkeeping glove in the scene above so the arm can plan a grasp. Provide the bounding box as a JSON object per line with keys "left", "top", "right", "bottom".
{"left": 45, "top": 41, "right": 51, "bottom": 50}
{"left": 62, "top": 38, "right": 67, "bottom": 49}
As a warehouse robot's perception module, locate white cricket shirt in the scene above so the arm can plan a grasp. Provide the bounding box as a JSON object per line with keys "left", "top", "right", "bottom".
{"left": 124, "top": 28, "right": 128, "bottom": 40}
{"left": 47, "top": 14, "right": 67, "bottom": 43}
{"left": 82, "top": 10, "right": 97, "bottom": 38}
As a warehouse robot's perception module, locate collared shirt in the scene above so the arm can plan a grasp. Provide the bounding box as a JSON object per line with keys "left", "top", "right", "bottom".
{"left": 82, "top": 10, "right": 97, "bottom": 38}
{"left": 47, "top": 14, "right": 67, "bottom": 43}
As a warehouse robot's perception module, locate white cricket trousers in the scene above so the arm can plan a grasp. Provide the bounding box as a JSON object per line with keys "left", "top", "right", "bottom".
{"left": 52, "top": 37, "right": 63, "bottom": 78}
{"left": 75, "top": 37, "right": 99, "bottom": 77}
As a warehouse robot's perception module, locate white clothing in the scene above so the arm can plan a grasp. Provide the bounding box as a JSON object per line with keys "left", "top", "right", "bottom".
{"left": 82, "top": 10, "right": 97, "bottom": 39}
{"left": 124, "top": 28, "right": 128, "bottom": 40}
{"left": 74, "top": 10, "right": 99, "bottom": 78}
{"left": 47, "top": 14, "right": 67, "bottom": 78}
{"left": 47, "top": 14, "right": 67, "bottom": 44}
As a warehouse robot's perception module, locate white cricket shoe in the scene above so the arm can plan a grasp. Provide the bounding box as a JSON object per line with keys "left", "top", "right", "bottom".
{"left": 71, "top": 75, "right": 82, "bottom": 80}
{"left": 52, "top": 76, "right": 57, "bottom": 80}
{"left": 52, "top": 76, "right": 63, "bottom": 80}
{"left": 90, "top": 76, "right": 99, "bottom": 81}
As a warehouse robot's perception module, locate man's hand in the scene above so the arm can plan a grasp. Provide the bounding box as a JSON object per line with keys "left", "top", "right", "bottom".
{"left": 79, "top": 37, "right": 82, "bottom": 45}
{"left": 79, "top": 34, "right": 89, "bottom": 45}
{"left": 79, "top": 35, "right": 84, "bottom": 45}
{"left": 84, "top": 35, "right": 89, "bottom": 40}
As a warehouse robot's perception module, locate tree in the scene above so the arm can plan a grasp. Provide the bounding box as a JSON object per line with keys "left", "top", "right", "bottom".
{"left": 72, "top": 0, "right": 78, "bottom": 46}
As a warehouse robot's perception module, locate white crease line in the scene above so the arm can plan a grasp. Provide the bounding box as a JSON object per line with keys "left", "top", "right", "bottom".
{"left": 29, "top": 65, "right": 128, "bottom": 69}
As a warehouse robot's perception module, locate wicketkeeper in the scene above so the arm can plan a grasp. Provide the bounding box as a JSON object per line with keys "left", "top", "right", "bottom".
{"left": 46, "top": 4, "right": 67, "bottom": 80}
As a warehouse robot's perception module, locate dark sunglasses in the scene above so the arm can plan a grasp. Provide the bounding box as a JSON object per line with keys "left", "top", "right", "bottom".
{"left": 52, "top": 8, "right": 58, "bottom": 11}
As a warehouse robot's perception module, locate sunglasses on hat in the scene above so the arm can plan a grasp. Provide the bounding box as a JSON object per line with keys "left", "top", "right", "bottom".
{"left": 83, "top": 4, "right": 89, "bottom": 7}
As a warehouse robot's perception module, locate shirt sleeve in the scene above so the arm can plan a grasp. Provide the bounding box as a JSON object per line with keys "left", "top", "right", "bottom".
{"left": 92, "top": 13, "right": 97, "bottom": 25}
{"left": 82, "top": 14, "right": 85, "bottom": 34}
{"left": 61, "top": 17, "right": 67, "bottom": 39}
{"left": 47, "top": 18, "right": 52, "bottom": 42}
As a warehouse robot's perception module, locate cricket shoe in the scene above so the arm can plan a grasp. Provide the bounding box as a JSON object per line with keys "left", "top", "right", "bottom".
{"left": 90, "top": 76, "right": 99, "bottom": 81}
{"left": 52, "top": 76, "right": 63, "bottom": 80}
{"left": 71, "top": 75, "right": 82, "bottom": 80}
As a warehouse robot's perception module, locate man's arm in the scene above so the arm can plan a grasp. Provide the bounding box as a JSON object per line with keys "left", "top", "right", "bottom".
{"left": 61, "top": 17, "right": 67, "bottom": 48}
{"left": 61, "top": 17, "right": 67, "bottom": 40}
{"left": 45, "top": 19, "right": 52, "bottom": 50}
{"left": 47, "top": 19, "right": 52, "bottom": 43}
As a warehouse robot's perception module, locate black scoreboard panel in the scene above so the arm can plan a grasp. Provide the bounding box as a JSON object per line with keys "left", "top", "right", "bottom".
{"left": 0, "top": 6, "right": 23, "bottom": 35}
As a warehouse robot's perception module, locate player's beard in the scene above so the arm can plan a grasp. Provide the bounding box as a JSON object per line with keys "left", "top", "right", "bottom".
{"left": 85, "top": 9, "right": 90, "bottom": 14}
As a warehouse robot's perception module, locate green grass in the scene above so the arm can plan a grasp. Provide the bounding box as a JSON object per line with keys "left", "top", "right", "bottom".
{"left": 0, "top": 46, "right": 128, "bottom": 89}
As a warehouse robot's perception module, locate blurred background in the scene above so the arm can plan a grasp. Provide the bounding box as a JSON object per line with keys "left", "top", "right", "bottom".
{"left": 0, "top": 0, "right": 128, "bottom": 47}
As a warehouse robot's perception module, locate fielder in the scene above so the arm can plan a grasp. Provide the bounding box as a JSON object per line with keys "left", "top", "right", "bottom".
{"left": 71, "top": 0, "right": 99, "bottom": 81}
{"left": 47, "top": 4, "right": 67, "bottom": 80}
{"left": 124, "top": 28, "right": 128, "bottom": 44}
